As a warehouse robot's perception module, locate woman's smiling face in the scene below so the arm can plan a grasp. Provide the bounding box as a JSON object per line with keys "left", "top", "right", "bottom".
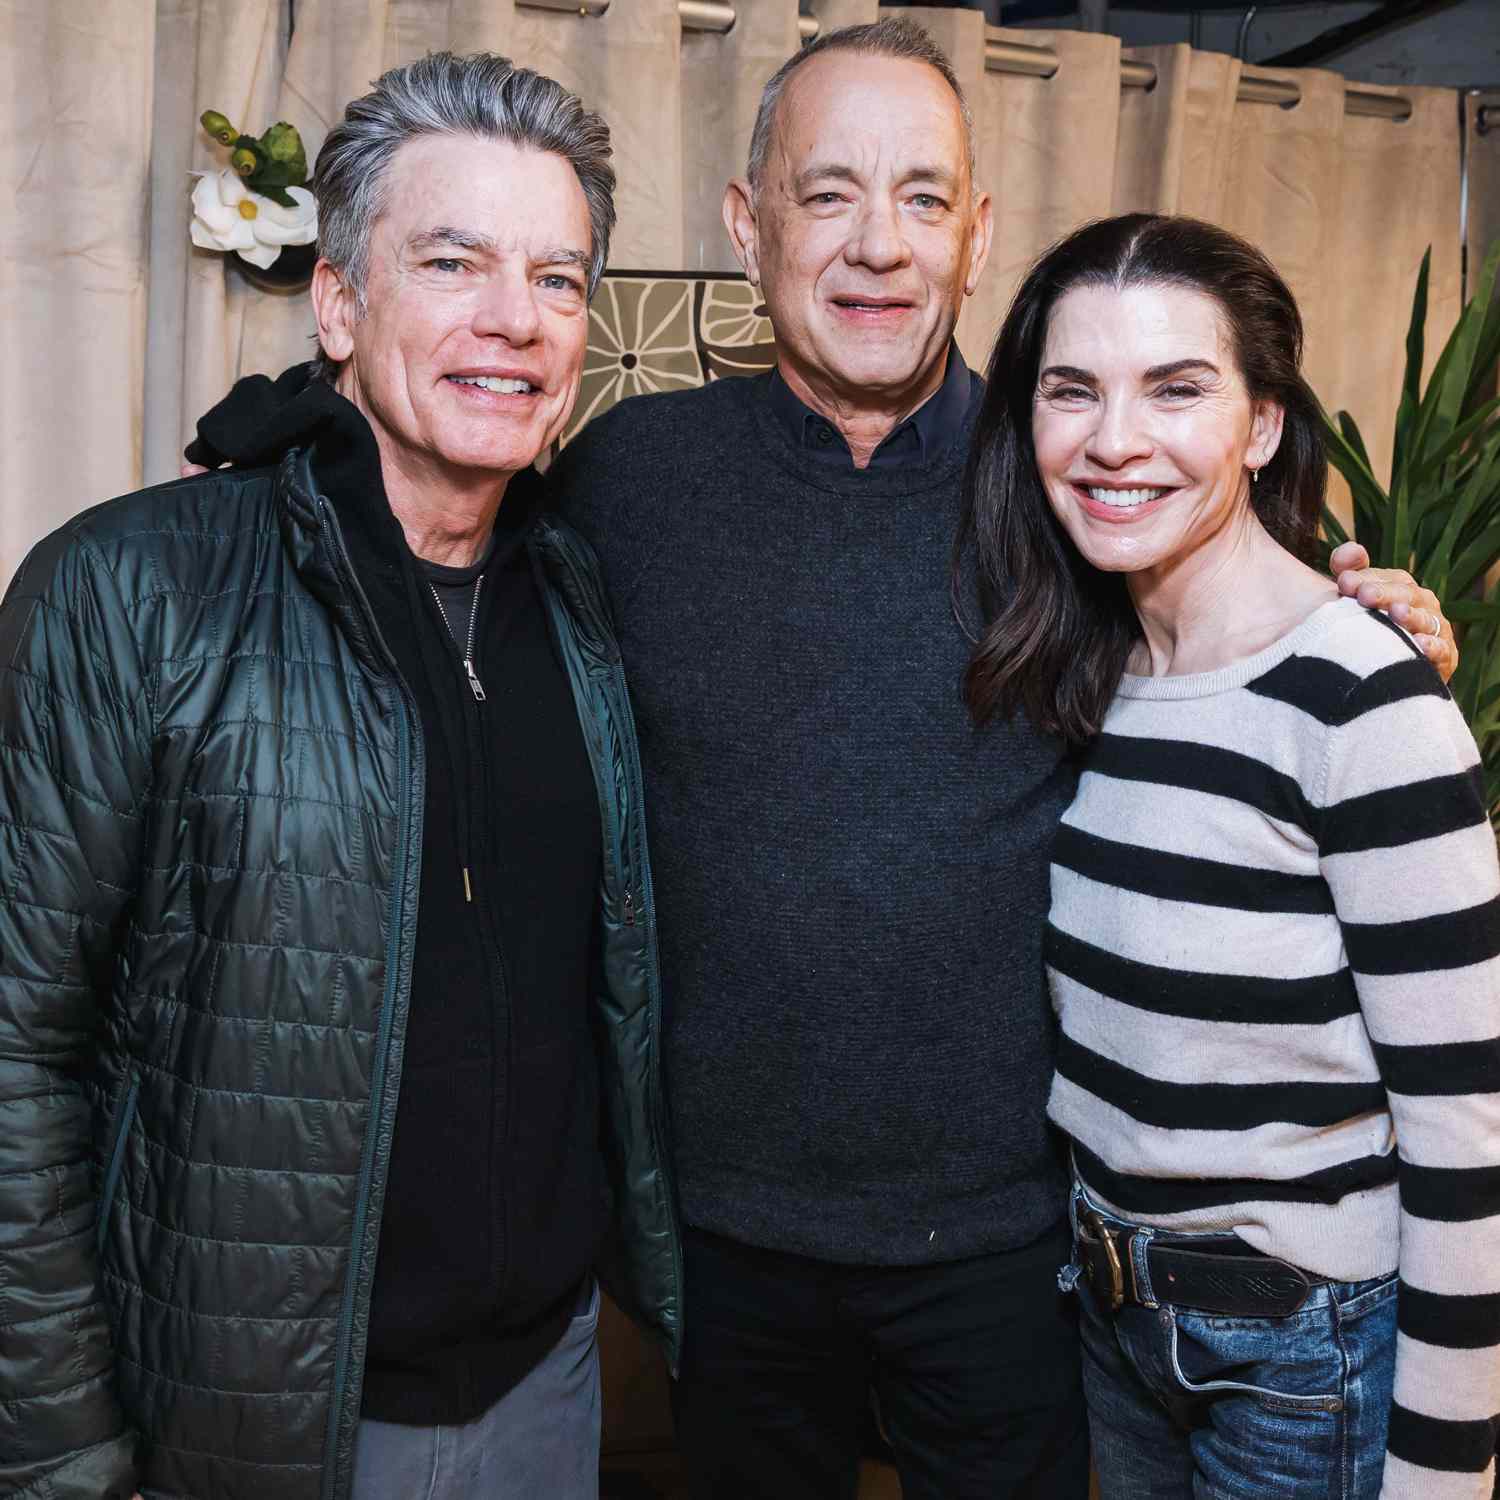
{"left": 1031, "top": 281, "right": 1283, "bottom": 580}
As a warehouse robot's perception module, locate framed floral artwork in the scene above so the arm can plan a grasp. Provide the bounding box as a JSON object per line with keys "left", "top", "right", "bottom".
{"left": 561, "top": 270, "right": 778, "bottom": 447}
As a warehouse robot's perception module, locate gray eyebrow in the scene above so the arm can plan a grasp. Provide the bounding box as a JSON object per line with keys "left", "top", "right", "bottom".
{"left": 536, "top": 247, "right": 591, "bottom": 272}
{"left": 404, "top": 229, "right": 589, "bottom": 273}
{"left": 406, "top": 226, "right": 499, "bottom": 255}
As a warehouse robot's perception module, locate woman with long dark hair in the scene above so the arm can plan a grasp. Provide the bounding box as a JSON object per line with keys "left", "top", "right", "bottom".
{"left": 959, "top": 213, "right": 1500, "bottom": 1498}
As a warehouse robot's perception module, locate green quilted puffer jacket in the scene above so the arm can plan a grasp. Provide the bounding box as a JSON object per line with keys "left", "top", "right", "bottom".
{"left": 0, "top": 450, "right": 681, "bottom": 1500}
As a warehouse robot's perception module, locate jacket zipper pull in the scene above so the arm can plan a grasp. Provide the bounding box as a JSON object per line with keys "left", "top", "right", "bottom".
{"left": 463, "top": 658, "right": 487, "bottom": 702}
{"left": 623, "top": 888, "right": 636, "bottom": 927}
{"left": 463, "top": 866, "right": 473, "bottom": 903}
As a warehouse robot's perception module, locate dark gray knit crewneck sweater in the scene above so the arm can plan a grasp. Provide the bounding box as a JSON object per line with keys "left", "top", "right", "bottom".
{"left": 552, "top": 372, "right": 1073, "bottom": 1265}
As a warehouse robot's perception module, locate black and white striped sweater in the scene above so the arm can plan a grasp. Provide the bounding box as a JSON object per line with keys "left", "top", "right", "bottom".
{"left": 1046, "top": 596, "right": 1500, "bottom": 1498}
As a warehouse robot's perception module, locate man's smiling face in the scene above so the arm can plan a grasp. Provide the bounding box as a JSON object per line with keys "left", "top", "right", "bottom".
{"left": 747, "top": 50, "right": 989, "bottom": 411}
{"left": 318, "top": 131, "right": 592, "bottom": 490}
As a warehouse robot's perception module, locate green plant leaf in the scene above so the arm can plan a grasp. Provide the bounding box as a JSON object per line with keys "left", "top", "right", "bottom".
{"left": 1338, "top": 411, "right": 1376, "bottom": 481}
{"left": 1406, "top": 241, "right": 1500, "bottom": 481}
{"left": 1440, "top": 240, "right": 1500, "bottom": 424}
{"left": 1408, "top": 396, "right": 1500, "bottom": 493}
{"left": 1322, "top": 408, "right": 1389, "bottom": 557}
{"left": 1319, "top": 238, "right": 1500, "bottom": 836}
{"left": 1449, "top": 514, "right": 1500, "bottom": 600}
{"left": 1431, "top": 431, "right": 1500, "bottom": 594}
{"left": 1391, "top": 249, "right": 1431, "bottom": 483}
{"left": 1446, "top": 599, "right": 1500, "bottom": 625}
{"left": 259, "top": 121, "right": 308, "bottom": 183}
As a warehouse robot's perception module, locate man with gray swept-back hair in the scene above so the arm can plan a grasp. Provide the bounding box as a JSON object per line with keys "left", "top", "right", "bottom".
{"left": 309, "top": 50, "right": 616, "bottom": 377}
{"left": 0, "top": 50, "right": 678, "bottom": 1500}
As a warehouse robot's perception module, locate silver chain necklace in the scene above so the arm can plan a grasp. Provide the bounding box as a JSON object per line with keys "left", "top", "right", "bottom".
{"left": 430, "top": 574, "right": 487, "bottom": 702}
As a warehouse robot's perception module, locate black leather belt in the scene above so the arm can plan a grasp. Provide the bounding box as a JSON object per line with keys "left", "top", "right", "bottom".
{"left": 1078, "top": 1210, "right": 1322, "bottom": 1317}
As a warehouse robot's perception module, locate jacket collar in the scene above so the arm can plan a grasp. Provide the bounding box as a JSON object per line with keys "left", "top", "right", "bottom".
{"left": 529, "top": 518, "right": 619, "bottom": 667}
{"left": 274, "top": 448, "right": 397, "bottom": 683}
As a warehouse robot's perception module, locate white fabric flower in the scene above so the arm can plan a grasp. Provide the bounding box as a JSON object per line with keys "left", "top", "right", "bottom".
{"left": 190, "top": 169, "right": 317, "bottom": 270}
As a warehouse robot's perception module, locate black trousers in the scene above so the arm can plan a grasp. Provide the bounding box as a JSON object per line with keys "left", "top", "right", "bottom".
{"left": 670, "top": 1220, "right": 1089, "bottom": 1500}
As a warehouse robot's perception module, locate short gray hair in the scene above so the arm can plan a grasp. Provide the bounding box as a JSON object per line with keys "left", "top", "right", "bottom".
{"left": 311, "top": 51, "right": 615, "bottom": 380}
{"left": 746, "top": 18, "right": 975, "bottom": 196}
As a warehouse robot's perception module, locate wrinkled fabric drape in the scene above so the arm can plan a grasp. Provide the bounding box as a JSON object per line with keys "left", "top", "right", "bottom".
{"left": 1115, "top": 44, "right": 1242, "bottom": 221}
{"left": 681, "top": 3, "right": 799, "bottom": 271}
{"left": 144, "top": 0, "right": 289, "bottom": 488}
{"left": 964, "top": 24, "right": 1122, "bottom": 364}
{"left": 812, "top": 0, "right": 880, "bottom": 28}
{"left": 2, "top": 0, "right": 156, "bottom": 583}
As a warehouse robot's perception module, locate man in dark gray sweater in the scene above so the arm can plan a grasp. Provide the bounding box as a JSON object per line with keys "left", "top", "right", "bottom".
{"left": 551, "top": 19, "right": 1453, "bottom": 1500}
{"left": 549, "top": 23, "right": 1075, "bottom": 1497}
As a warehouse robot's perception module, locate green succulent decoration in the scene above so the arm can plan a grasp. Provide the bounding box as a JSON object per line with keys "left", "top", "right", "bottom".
{"left": 1320, "top": 240, "right": 1500, "bottom": 827}
{"left": 200, "top": 110, "right": 309, "bottom": 207}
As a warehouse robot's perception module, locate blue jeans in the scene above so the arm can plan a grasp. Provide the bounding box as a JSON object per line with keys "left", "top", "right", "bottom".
{"left": 1068, "top": 1188, "right": 1397, "bottom": 1499}
{"left": 350, "top": 1280, "right": 601, "bottom": 1500}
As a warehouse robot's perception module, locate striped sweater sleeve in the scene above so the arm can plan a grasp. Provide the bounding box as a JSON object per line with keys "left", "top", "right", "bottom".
{"left": 1317, "top": 648, "right": 1500, "bottom": 1499}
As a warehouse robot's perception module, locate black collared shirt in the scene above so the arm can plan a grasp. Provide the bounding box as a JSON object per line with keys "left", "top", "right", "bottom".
{"left": 766, "top": 341, "right": 976, "bottom": 468}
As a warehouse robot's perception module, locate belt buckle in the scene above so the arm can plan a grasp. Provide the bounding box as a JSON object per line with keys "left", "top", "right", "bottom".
{"left": 1083, "top": 1209, "right": 1126, "bottom": 1312}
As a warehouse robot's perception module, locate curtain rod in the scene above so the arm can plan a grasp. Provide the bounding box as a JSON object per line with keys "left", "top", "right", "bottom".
{"left": 513, "top": 5, "right": 819, "bottom": 37}
{"left": 985, "top": 34, "right": 1412, "bottom": 121}
{"left": 510, "top": 1, "right": 1412, "bottom": 120}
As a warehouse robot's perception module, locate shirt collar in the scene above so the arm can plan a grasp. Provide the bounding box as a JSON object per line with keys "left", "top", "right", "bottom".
{"left": 766, "top": 342, "right": 974, "bottom": 468}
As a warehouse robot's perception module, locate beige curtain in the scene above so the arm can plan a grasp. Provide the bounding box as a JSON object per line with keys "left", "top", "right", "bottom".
{"left": 680, "top": 3, "right": 800, "bottom": 272}
{"left": 962, "top": 24, "right": 1123, "bottom": 365}
{"left": 145, "top": 0, "right": 290, "bottom": 489}
{"left": 813, "top": 0, "right": 879, "bottom": 28}
{"left": 1, "top": 0, "right": 156, "bottom": 584}
{"left": 1115, "top": 44, "right": 1242, "bottom": 221}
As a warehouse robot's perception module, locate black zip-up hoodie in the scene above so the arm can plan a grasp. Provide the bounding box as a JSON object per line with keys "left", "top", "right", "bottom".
{"left": 189, "top": 365, "right": 606, "bottom": 1423}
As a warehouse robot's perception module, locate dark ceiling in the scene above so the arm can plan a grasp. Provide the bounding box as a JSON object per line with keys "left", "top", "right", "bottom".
{"left": 883, "top": 0, "right": 1467, "bottom": 72}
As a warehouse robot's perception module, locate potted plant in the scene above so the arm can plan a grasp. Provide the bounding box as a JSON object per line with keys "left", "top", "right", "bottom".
{"left": 1321, "top": 240, "right": 1500, "bottom": 829}
{"left": 189, "top": 111, "right": 317, "bottom": 290}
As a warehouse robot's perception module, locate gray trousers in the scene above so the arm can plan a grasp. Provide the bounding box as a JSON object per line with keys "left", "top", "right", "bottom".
{"left": 351, "top": 1282, "right": 601, "bottom": 1500}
